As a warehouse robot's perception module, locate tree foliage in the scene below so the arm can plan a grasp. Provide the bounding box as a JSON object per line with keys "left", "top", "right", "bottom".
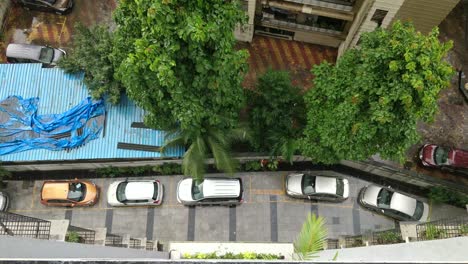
{"left": 112, "top": 0, "right": 249, "bottom": 131}
{"left": 293, "top": 213, "right": 327, "bottom": 260}
{"left": 247, "top": 70, "right": 305, "bottom": 162}
{"left": 301, "top": 21, "right": 454, "bottom": 164}
{"left": 58, "top": 23, "right": 124, "bottom": 104}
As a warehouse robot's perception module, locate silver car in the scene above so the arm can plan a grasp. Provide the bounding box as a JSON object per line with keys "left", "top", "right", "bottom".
{"left": 0, "top": 191, "right": 9, "bottom": 211}
{"left": 177, "top": 177, "right": 243, "bottom": 206}
{"left": 358, "top": 184, "right": 429, "bottom": 222}
{"left": 6, "top": 43, "right": 66, "bottom": 67}
{"left": 286, "top": 171, "right": 349, "bottom": 202}
{"left": 107, "top": 179, "right": 163, "bottom": 206}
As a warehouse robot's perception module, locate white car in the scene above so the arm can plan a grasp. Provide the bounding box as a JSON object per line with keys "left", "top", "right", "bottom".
{"left": 176, "top": 177, "right": 243, "bottom": 206}
{"left": 286, "top": 171, "right": 349, "bottom": 202}
{"left": 358, "top": 184, "right": 429, "bottom": 222}
{"left": 107, "top": 180, "right": 163, "bottom": 206}
{"left": 0, "top": 191, "right": 9, "bottom": 211}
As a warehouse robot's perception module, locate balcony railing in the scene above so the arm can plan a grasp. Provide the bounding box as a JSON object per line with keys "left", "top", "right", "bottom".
{"left": 105, "top": 233, "right": 126, "bottom": 247}
{"left": 260, "top": 16, "right": 343, "bottom": 35}
{"left": 282, "top": 0, "right": 354, "bottom": 12}
{"left": 129, "top": 238, "right": 145, "bottom": 250}
{"left": 0, "top": 212, "right": 50, "bottom": 240}
{"left": 371, "top": 228, "right": 404, "bottom": 245}
{"left": 417, "top": 216, "right": 468, "bottom": 241}
{"left": 343, "top": 235, "right": 364, "bottom": 248}
{"left": 66, "top": 225, "right": 96, "bottom": 244}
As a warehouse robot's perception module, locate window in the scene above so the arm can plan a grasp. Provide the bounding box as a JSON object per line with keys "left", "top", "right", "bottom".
{"left": 412, "top": 201, "right": 424, "bottom": 220}
{"left": 377, "top": 188, "right": 393, "bottom": 208}
{"left": 302, "top": 175, "right": 316, "bottom": 195}
{"left": 336, "top": 179, "right": 344, "bottom": 196}
{"left": 67, "top": 182, "right": 86, "bottom": 202}
{"left": 152, "top": 182, "right": 159, "bottom": 200}
{"left": 434, "top": 147, "right": 449, "bottom": 165}
{"left": 370, "top": 9, "right": 388, "bottom": 27}
{"left": 192, "top": 181, "right": 204, "bottom": 200}
{"left": 48, "top": 199, "right": 69, "bottom": 203}
{"left": 116, "top": 182, "right": 128, "bottom": 202}
{"left": 39, "top": 47, "right": 54, "bottom": 64}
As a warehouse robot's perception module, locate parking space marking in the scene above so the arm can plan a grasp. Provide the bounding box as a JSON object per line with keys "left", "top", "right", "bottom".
{"left": 57, "top": 17, "right": 67, "bottom": 45}
{"left": 229, "top": 206, "right": 236, "bottom": 241}
{"left": 169, "top": 177, "right": 174, "bottom": 203}
{"left": 31, "top": 182, "right": 37, "bottom": 209}
{"left": 105, "top": 209, "right": 114, "bottom": 233}
{"left": 146, "top": 207, "right": 155, "bottom": 240}
{"left": 270, "top": 195, "right": 278, "bottom": 242}
{"left": 249, "top": 175, "right": 252, "bottom": 203}
{"left": 187, "top": 207, "right": 196, "bottom": 241}
{"left": 250, "top": 189, "right": 284, "bottom": 195}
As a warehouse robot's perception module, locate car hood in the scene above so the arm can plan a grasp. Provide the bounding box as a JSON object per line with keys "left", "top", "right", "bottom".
{"left": 52, "top": 48, "right": 65, "bottom": 63}
{"left": 107, "top": 181, "right": 120, "bottom": 205}
{"left": 361, "top": 185, "right": 381, "bottom": 206}
{"left": 286, "top": 174, "right": 303, "bottom": 194}
{"left": 420, "top": 144, "right": 437, "bottom": 166}
{"left": 419, "top": 202, "right": 430, "bottom": 222}
{"left": 83, "top": 182, "right": 99, "bottom": 203}
{"left": 177, "top": 178, "right": 194, "bottom": 202}
{"left": 390, "top": 193, "right": 417, "bottom": 217}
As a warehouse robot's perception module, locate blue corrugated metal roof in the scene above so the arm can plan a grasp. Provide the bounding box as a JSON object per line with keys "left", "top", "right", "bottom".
{"left": 0, "top": 63, "right": 185, "bottom": 161}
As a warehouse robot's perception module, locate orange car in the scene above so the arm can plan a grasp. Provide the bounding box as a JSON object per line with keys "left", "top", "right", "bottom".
{"left": 40, "top": 179, "right": 99, "bottom": 207}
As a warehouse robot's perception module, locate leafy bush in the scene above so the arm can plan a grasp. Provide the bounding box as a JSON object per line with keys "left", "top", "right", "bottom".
{"left": 0, "top": 164, "right": 12, "bottom": 188}
{"left": 96, "top": 166, "right": 120, "bottom": 178}
{"left": 376, "top": 231, "right": 403, "bottom": 244}
{"left": 459, "top": 225, "right": 468, "bottom": 235}
{"left": 247, "top": 69, "right": 305, "bottom": 163}
{"left": 65, "top": 231, "right": 82, "bottom": 243}
{"left": 423, "top": 224, "right": 446, "bottom": 240}
{"left": 183, "top": 252, "right": 282, "bottom": 259}
{"left": 153, "top": 163, "right": 182, "bottom": 175}
{"left": 244, "top": 160, "right": 262, "bottom": 171}
{"left": 429, "top": 187, "right": 468, "bottom": 208}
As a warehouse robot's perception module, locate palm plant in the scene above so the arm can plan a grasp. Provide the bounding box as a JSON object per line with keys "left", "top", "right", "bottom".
{"left": 293, "top": 213, "right": 328, "bottom": 260}
{"left": 162, "top": 124, "right": 249, "bottom": 182}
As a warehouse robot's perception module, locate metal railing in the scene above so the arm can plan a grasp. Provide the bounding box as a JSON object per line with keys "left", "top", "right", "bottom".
{"left": 343, "top": 235, "right": 364, "bottom": 248}
{"left": 129, "top": 238, "right": 145, "bottom": 249}
{"left": 105, "top": 233, "right": 126, "bottom": 247}
{"left": 146, "top": 240, "right": 154, "bottom": 251}
{"left": 0, "top": 212, "right": 50, "bottom": 239}
{"left": 417, "top": 216, "right": 468, "bottom": 241}
{"left": 66, "top": 225, "right": 95, "bottom": 244}
{"left": 371, "top": 228, "right": 404, "bottom": 245}
{"left": 326, "top": 238, "right": 339, "bottom": 249}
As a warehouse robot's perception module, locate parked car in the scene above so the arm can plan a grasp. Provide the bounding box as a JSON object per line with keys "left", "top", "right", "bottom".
{"left": 419, "top": 144, "right": 468, "bottom": 169}
{"left": 0, "top": 191, "right": 9, "bottom": 211}
{"left": 107, "top": 179, "right": 163, "bottom": 206}
{"left": 6, "top": 43, "right": 66, "bottom": 67}
{"left": 17, "top": 0, "right": 74, "bottom": 15}
{"left": 358, "top": 184, "right": 429, "bottom": 222}
{"left": 177, "top": 177, "right": 243, "bottom": 206}
{"left": 285, "top": 171, "right": 349, "bottom": 202}
{"left": 40, "top": 179, "right": 99, "bottom": 207}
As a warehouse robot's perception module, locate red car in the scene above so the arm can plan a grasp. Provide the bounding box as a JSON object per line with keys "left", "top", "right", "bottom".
{"left": 419, "top": 144, "right": 468, "bottom": 169}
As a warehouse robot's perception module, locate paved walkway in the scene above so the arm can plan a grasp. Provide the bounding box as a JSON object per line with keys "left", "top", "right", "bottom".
{"left": 6, "top": 171, "right": 466, "bottom": 244}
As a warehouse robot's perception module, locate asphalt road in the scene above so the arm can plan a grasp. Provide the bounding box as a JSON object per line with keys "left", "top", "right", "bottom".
{"left": 6, "top": 171, "right": 404, "bottom": 244}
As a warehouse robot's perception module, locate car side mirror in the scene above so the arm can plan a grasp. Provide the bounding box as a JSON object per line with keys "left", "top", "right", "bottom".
{"left": 307, "top": 196, "right": 311, "bottom": 200}
{"left": 381, "top": 209, "right": 385, "bottom": 213}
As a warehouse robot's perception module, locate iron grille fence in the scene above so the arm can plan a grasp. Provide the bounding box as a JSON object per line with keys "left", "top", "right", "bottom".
{"left": 371, "top": 228, "right": 404, "bottom": 245}
{"left": 417, "top": 216, "right": 468, "bottom": 241}
{"left": 146, "top": 240, "right": 154, "bottom": 251}
{"left": 344, "top": 235, "right": 364, "bottom": 248}
{"left": 105, "top": 233, "right": 126, "bottom": 247}
{"left": 0, "top": 212, "right": 50, "bottom": 239}
{"left": 129, "top": 238, "right": 145, "bottom": 249}
{"left": 326, "top": 238, "right": 339, "bottom": 249}
{"left": 66, "top": 225, "right": 95, "bottom": 244}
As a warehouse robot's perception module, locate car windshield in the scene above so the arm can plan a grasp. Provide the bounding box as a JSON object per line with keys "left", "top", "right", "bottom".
{"left": 67, "top": 182, "right": 86, "bottom": 202}
{"left": 434, "top": 147, "right": 449, "bottom": 165}
{"left": 39, "top": 47, "right": 54, "bottom": 63}
{"left": 192, "top": 181, "right": 204, "bottom": 200}
{"left": 336, "top": 179, "right": 344, "bottom": 196}
{"left": 116, "top": 182, "right": 128, "bottom": 202}
{"left": 302, "top": 175, "right": 316, "bottom": 195}
{"left": 413, "top": 201, "right": 424, "bottom": 220}
{"left": 377, "top": 188, "right": 393, "bottom": 208}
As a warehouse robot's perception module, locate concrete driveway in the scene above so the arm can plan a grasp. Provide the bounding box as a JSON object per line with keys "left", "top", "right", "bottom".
{"left": 6, "top": 171, "right": 403, "bottom": 244}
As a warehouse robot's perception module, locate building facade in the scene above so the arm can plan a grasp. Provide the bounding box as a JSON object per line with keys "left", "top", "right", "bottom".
{"left": 235, "top": 0, "right": 459, "bottom": 56}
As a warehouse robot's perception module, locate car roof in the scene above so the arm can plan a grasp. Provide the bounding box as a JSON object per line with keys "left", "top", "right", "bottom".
{"left": 42, "top": 182, "right": 69, "bottom": 200}
{"left": 362, "top": 185, "right": 382, "bottom": 206}
{"left": 390, "top": 192, "right": 417, "bottom": 216}
{"left": 315, "top": 176, "right": 337, "bottom": 194}
{"left": 125, "top": 181, "right": 155, "bottom": 200}
{"left": 6, "top": 43, "right": 43, "bottom": 60}
{"left": 203, "top": 178, "right": 240, "bottom": 198}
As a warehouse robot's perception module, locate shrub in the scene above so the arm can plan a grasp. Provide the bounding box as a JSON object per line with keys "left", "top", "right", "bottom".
{"left": 423, "top": 224, "right": 446, "bottom": 240}
{"left": 0, "top": 164, "right": 12, "bottom": 188}
{"left": 65, "top": 231, "right": 81, "bottom": 243}
{"left": 153, "top": 163, "right": 182, "bottom": 175}
{"left": 183, "top": 252, "right": 282, "bottom": 259}
{"left": 459, "top": 225, "right": 468, "bottom": 235}
{"left": 376, "top": 231, "right": 403, "bottom": 244}
{"left": 244, "top": 160, "right": 262, "bottom": 171}
{"left": 429, "top": 187, "right": 468, "bottom": 208}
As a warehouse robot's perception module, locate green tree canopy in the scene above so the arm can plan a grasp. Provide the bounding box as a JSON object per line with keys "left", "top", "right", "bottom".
{"left": 112, "top": 0, "right": 249, "bottom": 131}
{"left": 301, "top": 21, "right": 454, "bottom": 164}
{"left": 58, "top": 23, "right": 124, "bottom": 104}
{"left": 247, "top": 69, "right": 305, "bottom": 162}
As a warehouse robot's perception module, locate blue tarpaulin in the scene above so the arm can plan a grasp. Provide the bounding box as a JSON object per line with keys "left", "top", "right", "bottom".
{"left": 0, "top": 96, "right": 105, "bottom": 155}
